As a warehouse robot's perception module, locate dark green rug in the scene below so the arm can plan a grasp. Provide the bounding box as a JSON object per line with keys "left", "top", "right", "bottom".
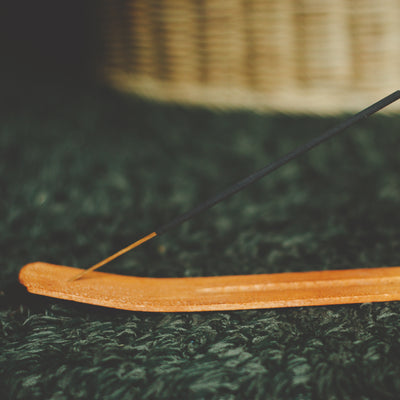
{"left": 1, "top": 81, "right": 400, "bottom": 399}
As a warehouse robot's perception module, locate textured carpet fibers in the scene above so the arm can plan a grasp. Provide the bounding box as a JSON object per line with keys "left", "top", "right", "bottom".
{"left": 1, "top": 82, "right": 400, "bottom": 399}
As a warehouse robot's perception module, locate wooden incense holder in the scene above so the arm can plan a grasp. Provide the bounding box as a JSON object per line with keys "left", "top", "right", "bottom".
{"left": 19, "top": 262, "right": 400, "bottom": 312}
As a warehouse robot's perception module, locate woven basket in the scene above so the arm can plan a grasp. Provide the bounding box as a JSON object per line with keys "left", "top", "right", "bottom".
{"left": 99, "top": 0, "right": 400, "bottom": 113}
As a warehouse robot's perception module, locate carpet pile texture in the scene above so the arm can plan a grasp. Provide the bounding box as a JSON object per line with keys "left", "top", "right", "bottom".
{"left": 1, "top": 82, "right": 400, "bottom": 399}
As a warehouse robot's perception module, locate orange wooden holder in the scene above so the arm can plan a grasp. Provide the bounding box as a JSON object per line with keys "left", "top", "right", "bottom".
{"left": 19, "top": 262, "right": 400, "bottom": 312}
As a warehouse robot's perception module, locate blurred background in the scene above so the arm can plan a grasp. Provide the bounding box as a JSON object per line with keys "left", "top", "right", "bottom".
{"left": 2, "top": 1, "right": 96, "bottom": 84}
{"left": 2, "top": 0, "right": 400, "bottom": 113}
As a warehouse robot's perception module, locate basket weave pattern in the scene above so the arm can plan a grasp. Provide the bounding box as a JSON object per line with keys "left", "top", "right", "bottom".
{"left": 100, "top": 0, "right": 400, "bottom": 113}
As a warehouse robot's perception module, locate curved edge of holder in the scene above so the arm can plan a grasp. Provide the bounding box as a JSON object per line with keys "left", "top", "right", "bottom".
{"left": 19, "top": 262, "right": 400, "bottom": 312}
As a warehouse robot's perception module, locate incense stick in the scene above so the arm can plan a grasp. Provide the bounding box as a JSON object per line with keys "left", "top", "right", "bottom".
{"left": 71, "top": 91, "right": 400, "bottom": 281}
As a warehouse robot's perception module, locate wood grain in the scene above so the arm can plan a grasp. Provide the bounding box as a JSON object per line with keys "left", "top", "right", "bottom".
{"left": 19, "top": 262, "right": 400, "bottom": 312}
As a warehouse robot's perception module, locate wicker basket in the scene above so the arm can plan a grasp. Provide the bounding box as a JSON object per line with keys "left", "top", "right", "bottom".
{"left": 99, "top": 0, "right": 400, "bottom": 113}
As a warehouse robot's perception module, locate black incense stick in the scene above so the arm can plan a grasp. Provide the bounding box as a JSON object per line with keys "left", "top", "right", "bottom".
{"left": 71, "top": 90, "right": 400, "bottom": 281}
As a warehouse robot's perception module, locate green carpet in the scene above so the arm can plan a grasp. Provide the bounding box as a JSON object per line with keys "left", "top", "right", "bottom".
{"left": 1, "top": 81, "right": 400, "bottom": 399}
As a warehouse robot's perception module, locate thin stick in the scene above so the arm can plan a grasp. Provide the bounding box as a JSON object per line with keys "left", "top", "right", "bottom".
{"left": 71, "top": 91, "right": 400, "bottom": 281}
{"left": 69, "top": 232, "right": 157, "bottom": 281}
